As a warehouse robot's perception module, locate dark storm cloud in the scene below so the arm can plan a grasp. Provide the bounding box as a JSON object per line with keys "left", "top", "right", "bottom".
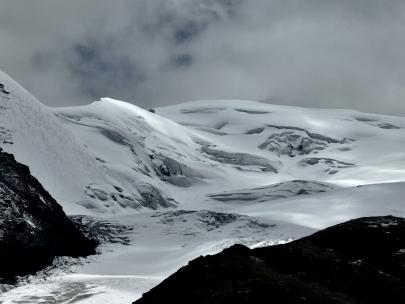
{"left": 1, "top": 0, "right": 405, "bottom": 115}
{"left": 68, "top": 39, "right": 145, "bottom": 100}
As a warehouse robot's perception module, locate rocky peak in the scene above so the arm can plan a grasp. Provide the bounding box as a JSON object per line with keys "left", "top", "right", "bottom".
{"left": 0, "top": 149, "right": 97, "bottom": 283}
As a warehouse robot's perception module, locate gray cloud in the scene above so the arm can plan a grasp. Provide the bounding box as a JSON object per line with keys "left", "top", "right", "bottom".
{"left": 1, "top": 0, "right": 405, "bottom": 115}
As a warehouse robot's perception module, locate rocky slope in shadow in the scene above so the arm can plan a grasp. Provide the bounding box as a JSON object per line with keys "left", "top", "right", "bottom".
{"left": 135, "top": 215, "right": 405, "bottom": 304}
{"left": 0, "top": 149, "right": 97, "bottom": 283}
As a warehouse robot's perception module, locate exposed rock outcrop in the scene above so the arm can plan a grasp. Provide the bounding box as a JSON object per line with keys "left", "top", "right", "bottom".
{"left": 0, "top": 150, "right": 97, "bottom": 283}
{"left": 0, "top": 83, "right": 9, "bottom": 95}
{"left": 135, "top": 216, "right": 405, "bottom": 304}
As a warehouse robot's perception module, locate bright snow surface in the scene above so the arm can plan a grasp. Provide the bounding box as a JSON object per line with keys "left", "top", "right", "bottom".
{"left": 1, "top": 71, "right": 405, "bottom": 302}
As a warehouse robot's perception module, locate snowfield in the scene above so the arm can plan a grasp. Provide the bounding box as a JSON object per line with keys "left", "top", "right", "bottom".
{"left": 1, "top": 71, "right": 405, "bottom": 303}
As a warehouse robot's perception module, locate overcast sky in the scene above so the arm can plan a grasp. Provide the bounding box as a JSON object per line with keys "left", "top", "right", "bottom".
{"left": 1, "top": 0, "right": 405, "bottom": 114}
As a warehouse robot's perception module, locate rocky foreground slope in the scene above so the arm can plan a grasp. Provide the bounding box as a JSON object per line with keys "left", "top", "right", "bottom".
{"left": 0, "top": 149, "right": 97, "bottom": 283}
{"left": 135, "top": 216, "right": 405, "bottom": 304}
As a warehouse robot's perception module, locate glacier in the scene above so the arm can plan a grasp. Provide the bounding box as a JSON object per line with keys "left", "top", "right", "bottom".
{"left": 1, "top": 71, "right": 405, "bottom": 303}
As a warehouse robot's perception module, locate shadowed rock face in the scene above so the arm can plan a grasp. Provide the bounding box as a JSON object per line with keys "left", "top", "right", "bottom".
{"left": 0, "top": 149, "right": 97, "bottom": 283}
{"left": 134, "top": 216, "right": 405, "bottom": 304}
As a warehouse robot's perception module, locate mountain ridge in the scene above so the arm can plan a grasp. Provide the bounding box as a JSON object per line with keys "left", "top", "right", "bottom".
{"left": 135, "top": 215, "right": 405, "bottom": 304}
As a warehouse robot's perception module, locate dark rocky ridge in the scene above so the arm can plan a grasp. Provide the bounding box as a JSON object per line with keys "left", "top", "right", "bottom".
{"left": 135, "top": 216, "right": 405, "bottom": 304}
{"left": 0, "top": 149, "right": 97, "bottom": 283}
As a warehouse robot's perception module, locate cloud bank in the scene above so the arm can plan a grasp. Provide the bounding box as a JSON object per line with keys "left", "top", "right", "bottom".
{"left": 1, "top": 0, "right": 405, "bottom": 114}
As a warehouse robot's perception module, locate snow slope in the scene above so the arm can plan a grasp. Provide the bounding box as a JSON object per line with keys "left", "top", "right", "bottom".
{"left": 0, "top": 73, "right": 184, "bottom": 214}
{"left": 158, "top": 99, "right": 405, "bottom": 187}
{"left": 2, "top": 72, "right": 405, "bottom": 303}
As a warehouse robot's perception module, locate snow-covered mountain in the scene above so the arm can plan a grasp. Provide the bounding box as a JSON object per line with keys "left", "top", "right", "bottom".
{"left": 2, "top": 71, "right": 405, "bottom": 215}
{"left": 1, "top": 71, "right": 405, "bottom": 303}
